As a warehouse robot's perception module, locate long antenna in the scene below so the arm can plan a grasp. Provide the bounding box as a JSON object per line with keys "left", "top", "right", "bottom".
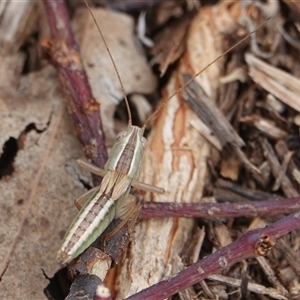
{"left": 83, "top": 0, "right": 132, "bottom": 125}
{"left": 84, "top": 0, "right": 271, "bottom": 130}
{"left": 142, "top": 17, "right": 271, "bottom": 129}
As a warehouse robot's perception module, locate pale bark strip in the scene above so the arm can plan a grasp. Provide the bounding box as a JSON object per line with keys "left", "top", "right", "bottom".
{"left": 115, "top": 3, "right": 242, "bottom": 298}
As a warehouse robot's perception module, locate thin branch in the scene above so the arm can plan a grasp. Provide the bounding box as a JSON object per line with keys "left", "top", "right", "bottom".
{"left": 207, "top": 274, "right": 287, "bottom": 299}
{"left": 65, "top": 274, "right": 111, "bottom": 300}
{"left": 127, "top": 210, "right": 300, "bottom": 300}
{"left": 41, "top": 0, "right": 107, "bottom": 185}
{"left": 141, "top": 197, "right": 300, "bottom": 219}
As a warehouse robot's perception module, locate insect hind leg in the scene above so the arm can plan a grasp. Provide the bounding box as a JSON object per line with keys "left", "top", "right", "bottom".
{"left": 74, "top": 186, "right": 100, "bottom": 210}
{"left": 103, "top": 195, "right": 141, "bottom": 242}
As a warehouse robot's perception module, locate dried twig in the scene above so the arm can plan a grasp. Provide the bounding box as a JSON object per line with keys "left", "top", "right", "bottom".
{"left": 261, "top": 138, "right": 298, "bottom": 198}
{"left": 126, "top": 210, "right": 300, "bottom": 300}
{"left": 246, "top": 53, "right": 300, "bottom": 113}
{"left": 141, "top": 196, "right": 300, "bottom": 219}
{"left": 182, "top": 74, "right": 261, "bottom": 178}
{"left": 42, "top": 0, "right": 107, "bottom": 185}
{"left": 65, "top": 274, "right": 111, "bottom": 300}
{"left": 208, "top": 274, "right": 288, "bottom": 299}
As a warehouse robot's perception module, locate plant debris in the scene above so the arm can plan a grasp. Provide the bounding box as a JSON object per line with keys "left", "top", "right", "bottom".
{"left": 1, "top": 0, "right": 300, "bottom": 299}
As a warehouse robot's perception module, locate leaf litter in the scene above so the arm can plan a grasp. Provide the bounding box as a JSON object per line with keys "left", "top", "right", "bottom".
{"left": 1, "top": 0, "right": 300, "bottom": 299}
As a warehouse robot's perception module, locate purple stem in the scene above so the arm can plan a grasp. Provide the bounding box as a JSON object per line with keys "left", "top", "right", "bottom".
{"left": 141, "top": 197, "right": 300, "bottom": 219}
{"left": 42, "top": 0, "right": 107, "bottom": 184}
{"left": 127, "top": 210, "right": 300, "bottom": 300}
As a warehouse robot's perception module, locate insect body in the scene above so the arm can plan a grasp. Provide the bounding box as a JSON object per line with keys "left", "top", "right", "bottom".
{"left": 55, "top": 0, "right": 170, "bottom": 265}
{"left": 57, "top": 123, "right": 164, "bottom": 264}
{"left": 57, "top": 0, "right": 264, "bottom": 266}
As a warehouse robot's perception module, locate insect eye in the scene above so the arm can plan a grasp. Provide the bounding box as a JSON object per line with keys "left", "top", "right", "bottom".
{"left": 141, "top": 137, "right": 147, "bottom": 149}
{"left": 116, "top": 131, "right": 126, "bottom": 141}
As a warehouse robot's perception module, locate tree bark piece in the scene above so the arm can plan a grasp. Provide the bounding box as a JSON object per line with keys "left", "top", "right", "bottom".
{"left": 115, "top": 3, "right": 242, "bottom": 298}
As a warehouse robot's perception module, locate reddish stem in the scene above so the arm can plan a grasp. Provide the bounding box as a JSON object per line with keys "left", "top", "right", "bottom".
{"left": 141, "top": 197, "right": 300, "bottom": 219}
{"left": 42, "top": 0, "right": 107, "bottom": 185}
{"left": 127, "top": 210, "right": 300, "bottom": 300}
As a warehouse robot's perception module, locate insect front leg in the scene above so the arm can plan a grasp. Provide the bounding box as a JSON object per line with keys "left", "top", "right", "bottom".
{"left": 76, "top": 159, "right": 106, "bottom": 177}
{"left": 132, "top": 180, "right": 164, "bottom": 194}
{"left": 78, "top": 158, "right": 165, "bottom": 195}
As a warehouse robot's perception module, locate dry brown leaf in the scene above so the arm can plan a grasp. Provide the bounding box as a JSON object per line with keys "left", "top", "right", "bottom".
{"left": 151, "top": 13, "right": 192, "bottom": 76}
{"left": 0, "top": 66, "right": 91, "bottom": 298}
{"left": 3, "top": 0, "right": 300, "bottom": 299}
{"left": 155, "top": 1, "right": 184, "bottom": 25}
{"left": 0, "top": 4, "right": 89, "bottom": 298}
